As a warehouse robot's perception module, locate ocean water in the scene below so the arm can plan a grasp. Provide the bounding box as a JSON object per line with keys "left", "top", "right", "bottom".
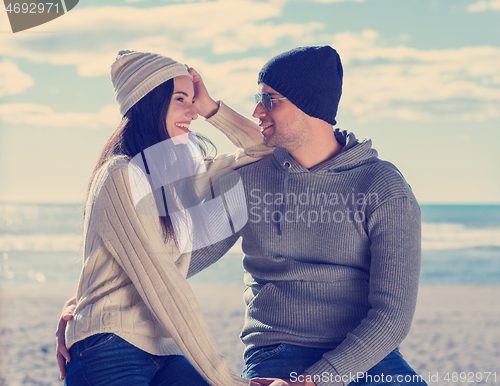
{"left": 0, "top": 203, "right": 499, "bottom": 289}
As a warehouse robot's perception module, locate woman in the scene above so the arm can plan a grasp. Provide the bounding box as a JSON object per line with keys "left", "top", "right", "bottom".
{"left": 57, "top": 50, "right": 271, "bottom": 386}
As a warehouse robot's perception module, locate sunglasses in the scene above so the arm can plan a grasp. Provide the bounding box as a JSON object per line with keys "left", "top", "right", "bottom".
{"left": 254, "top": 93, "right": 287, "bottom": 112}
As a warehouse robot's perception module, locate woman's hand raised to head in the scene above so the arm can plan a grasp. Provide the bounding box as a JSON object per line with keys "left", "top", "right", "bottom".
{"left": 187, "top": 66, "right": 220, "bottom": 119}
{"left": 55, "top": 296, "right": 77, "bottom": 381}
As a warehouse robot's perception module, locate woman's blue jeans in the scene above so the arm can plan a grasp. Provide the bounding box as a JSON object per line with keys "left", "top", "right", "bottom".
{"left": 242, "top": 343, "right": 428, "bottom": 385}
{"left": 65, "top": 333, "right": 210, "bottom": 386}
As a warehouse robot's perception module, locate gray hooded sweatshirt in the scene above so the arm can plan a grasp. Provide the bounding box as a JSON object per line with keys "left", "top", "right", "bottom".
{"left": 189, "top": 130, "right": 421, "bottom": 386}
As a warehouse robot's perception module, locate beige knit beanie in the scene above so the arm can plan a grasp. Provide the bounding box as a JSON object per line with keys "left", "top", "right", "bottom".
{"left": 111, "top": 50, "right": 189, "bottom": 116}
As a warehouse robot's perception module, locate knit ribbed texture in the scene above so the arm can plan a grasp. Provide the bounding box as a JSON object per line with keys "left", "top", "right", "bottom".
{"left": 65, "top": 102, "right": 273, "bottom": 386}
{"left": 111, "top": 50, "right": 189, "bottom": 116}
{"left": 190, "top": 129, "right": 421, "bottom": 386}
{"left": 258, "top": 46, "right": 343, "bottom": 125}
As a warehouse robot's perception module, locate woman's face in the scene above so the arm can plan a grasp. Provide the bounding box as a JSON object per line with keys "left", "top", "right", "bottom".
{"left": 166, "top": 75, "right": 198, "bottom": 144}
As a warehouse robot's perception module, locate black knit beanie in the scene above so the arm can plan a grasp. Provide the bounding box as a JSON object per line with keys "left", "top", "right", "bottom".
{"left": 258, "top": 46, "right": 343, "bottom": 126}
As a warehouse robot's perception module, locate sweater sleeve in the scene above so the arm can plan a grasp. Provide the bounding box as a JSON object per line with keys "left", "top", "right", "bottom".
{"left": 207, "top": 101, "right": 272, "bottom": 159}
{"left": 306, "top": 197, "right": 422, "bottom": 386}
{"left": 188, "top": 101, "right": 273, "bottom": 206}
{"left": 187, "top": 102, "right": 271, "bottom": 270}
{"left": 95, "top": 165, "right": 249, "bottom": 386}
{"left": 187, "top": 234, "right": 240, "bottom": 278}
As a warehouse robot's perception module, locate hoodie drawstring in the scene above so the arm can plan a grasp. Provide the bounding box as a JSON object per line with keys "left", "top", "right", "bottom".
{"left": 279, "top": 161, "right": 291, "bottom": 235}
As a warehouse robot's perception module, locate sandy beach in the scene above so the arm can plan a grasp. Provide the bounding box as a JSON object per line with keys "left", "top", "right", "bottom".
{"left": 0, "top": 284, "right": 499, "bottom": 386}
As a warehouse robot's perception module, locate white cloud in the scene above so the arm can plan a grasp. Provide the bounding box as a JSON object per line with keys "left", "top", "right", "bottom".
{"left": 130, "top": 31, "right": 500, "bottom": 124}
{"left": 189, "top": 56, "right": 268, "bottom": 109}
{"left": 0, "top": 54, "right": 265, "bottom": 129}
{"left": 0, "top": 60, "right": 34, "bottom": 98}
{"left": 1, "top": 3, "right": 498, "bottom": 124}
{"left": 0, "top": 0, "right": 322, "bottom": 76}
{"left": 329, "top": 30, "right": 500, "bottom": 122}
{"left": 0, "top": 103, "right": 120, "bottom": 129}
{"left": 467, "top": 0, "right": 500, "bottom": 12}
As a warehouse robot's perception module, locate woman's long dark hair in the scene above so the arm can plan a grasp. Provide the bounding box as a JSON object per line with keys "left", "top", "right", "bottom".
{"left": 88, "top": 79, "right": 215, "bottom": 244}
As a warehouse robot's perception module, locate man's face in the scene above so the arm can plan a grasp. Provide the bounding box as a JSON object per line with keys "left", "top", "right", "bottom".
{"left": 253, "top": 83, "right": 310, "bottom": 150}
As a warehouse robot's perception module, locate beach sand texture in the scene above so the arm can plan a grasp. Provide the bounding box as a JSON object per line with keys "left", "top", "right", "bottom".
{"left": 0, "top": 285, "right": 499, "bottom": 386}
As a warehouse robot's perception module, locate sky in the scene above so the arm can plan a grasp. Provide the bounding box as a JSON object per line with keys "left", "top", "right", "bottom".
{"left": 0, "top": 0, "right": 499, "bottom": 204}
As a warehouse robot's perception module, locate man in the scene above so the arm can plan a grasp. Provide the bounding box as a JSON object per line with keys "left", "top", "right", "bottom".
{"left": 190, "top": 46, "right": 426, "bottom": 386}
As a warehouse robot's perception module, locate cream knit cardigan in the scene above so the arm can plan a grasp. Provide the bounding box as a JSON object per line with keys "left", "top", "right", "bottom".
{"left": 66, "top": 102, "right": 270, "bottom": 386}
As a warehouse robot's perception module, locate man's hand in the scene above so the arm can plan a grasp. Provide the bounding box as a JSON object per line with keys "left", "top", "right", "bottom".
{"left": 55, "top": 296, "right": 76, "bottom": 380}
{"left": 187, "top": 66, "right": 219, "bottom": 119}
{"left": 250, "top": 375, "right": 317, "bottom": 386}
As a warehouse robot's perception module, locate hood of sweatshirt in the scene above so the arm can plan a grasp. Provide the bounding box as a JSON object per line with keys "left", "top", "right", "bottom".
{"left": 271, "top": 129, "right": 378, "bottom": 174}
{"left": 268, "top": 129, "right": 379, "bottom": 235}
